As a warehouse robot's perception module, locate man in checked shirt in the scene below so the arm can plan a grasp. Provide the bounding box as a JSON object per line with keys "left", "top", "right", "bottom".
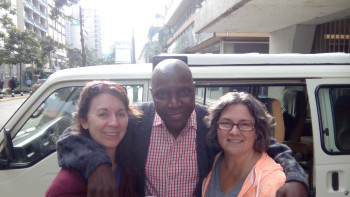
{"left": 56, "top": 59, "right": 308, "bottom": 197}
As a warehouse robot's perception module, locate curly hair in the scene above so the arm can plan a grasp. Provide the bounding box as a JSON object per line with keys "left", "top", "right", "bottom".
{"left": 205, "top": 92, "right": 273, "bottom": 153}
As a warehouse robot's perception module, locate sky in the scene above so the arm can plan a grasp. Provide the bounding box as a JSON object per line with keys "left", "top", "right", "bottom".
{"left": 79, "top": 0, "right": 167, "bottom": 57}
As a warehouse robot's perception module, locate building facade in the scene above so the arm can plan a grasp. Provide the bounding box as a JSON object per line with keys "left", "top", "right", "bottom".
{"left": 164, "top": 0, "right": 269, "bottom": 54}
{"left": 163, "top": 0, "right": 350, "bottom": 55}
{"left": 194, "top": 0, "right": 350, "bottom": 54}
{"left": 84, "top": 9, "right": 102, "bottom": 58}
{"left": 67, "top": 6, "right": 102, "bottom": 58}
{"left": 20, "top": 0, "right": 67, "bottom": 70}
{"left": 114, "top": 41, "right": 133, "bottom": 64}
{"left": 0, "top": 0, "right": 67, "bottom": 88}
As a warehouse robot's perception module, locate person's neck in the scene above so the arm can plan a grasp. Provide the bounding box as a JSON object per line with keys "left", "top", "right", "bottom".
{"left": 105, "top": 148, "right": 117, "bottom": 172}
{"left": 168, "top": 129, "right": 182, "bottom": 138}
{"left": 221, "top": 150, "right": 262, "bottom": 182}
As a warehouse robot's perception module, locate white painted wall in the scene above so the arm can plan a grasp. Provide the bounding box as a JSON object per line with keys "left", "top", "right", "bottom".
{"left": 269, "top": 24, "right": 316, "bottom": 53}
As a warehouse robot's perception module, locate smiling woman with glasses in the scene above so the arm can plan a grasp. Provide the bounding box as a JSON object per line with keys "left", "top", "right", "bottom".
{"left": 202, "top": 92, "right": 286, "bottom": 197}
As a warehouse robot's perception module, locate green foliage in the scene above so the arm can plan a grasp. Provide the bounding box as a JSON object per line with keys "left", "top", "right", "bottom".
{"left": 36, "top": 36, "right": 56, "bottom": 68}
{"left": 0, "top": 13, "right": 15, "bottom": 29}
{"left": 0, "top": 0, "right": 15, "bottom": 46}
{"left": 0, "top": 0, "right": 11, "bottom": 10}
{"left": 144, "top": 25, "right": 170, "bottom": 62}
{"left": 66, "top": 47, "right": 82, "bottom": 67}
{"left": 50, "top": 0, "right": 80, "bottom": 20}
{"left": 66, "top": 47, "right": 114, "bottom": 67}
{"left": 0, "top": 28, "right": 54, "bottom": 72}
{"left": 103, "top": 57, "right": 115, "bottom": 65}
{"left": 0, "top": 0, "right": 63, "bottom": 72}
{"left": 4, "top": 28, "right": 41, "bottom": 66}
{"left": 3, "top": 86, "right": 32, "bottom": 95}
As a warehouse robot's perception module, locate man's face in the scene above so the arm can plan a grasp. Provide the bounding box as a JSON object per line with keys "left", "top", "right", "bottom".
{"left": 151, "top": 65, "right": 195, "bottom": 134}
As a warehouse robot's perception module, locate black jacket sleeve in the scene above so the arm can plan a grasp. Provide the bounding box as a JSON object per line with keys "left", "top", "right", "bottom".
{"left": 267, "top": 139, "right": 308, "bottom": 189}
{"left": 56, "top": 127, "right": 111, "bottom": 177}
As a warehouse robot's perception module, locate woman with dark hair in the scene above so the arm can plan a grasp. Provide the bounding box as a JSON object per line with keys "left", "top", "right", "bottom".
{"left": 46, "top": 81, "right": 142, "bottom": 197}
{"left": 202, "top": 92, "right": 285, "bottom": 197}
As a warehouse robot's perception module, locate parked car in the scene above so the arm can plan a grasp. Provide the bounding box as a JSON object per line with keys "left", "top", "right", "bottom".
{"left": 0, "top": 53, "right": 349, "bottom": 197}
{"left": 32, "top": 79, "right": 46, "bottom": 91}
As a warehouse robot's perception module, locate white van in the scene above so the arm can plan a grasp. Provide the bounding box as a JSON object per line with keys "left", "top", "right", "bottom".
{"left": 0, "top": 53, "right": 349, "bottom": 196}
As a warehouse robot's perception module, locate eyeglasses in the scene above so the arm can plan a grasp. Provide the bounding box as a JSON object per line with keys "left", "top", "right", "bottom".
{"left": 88, "top": 83, "right": 126, "bottom": 94}
{"left": 82, "top": 82, "right": 126, "bottom": 103}
{"left": 217, "top": 121, "right": 255, "bottom": 132}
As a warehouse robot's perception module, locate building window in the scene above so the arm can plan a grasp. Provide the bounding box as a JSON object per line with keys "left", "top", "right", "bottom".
{"left": 312, "top": 18, "right": 350, "bottom": 53}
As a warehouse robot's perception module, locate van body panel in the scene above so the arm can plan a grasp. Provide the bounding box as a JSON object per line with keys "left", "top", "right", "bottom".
{"left": 1, "top": 53, "right": 350, "bottom": 196}
{"left": 306, "top": 78, "right": 350, "bottom": 197}
{"left": 190, "top": 65, "right": 350, "bottom": 79}
{"left": 0, "top": 153, "right": 59, "bottom": 196}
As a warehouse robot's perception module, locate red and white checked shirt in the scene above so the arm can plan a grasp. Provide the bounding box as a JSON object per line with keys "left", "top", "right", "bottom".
{"left": 145, "top": 110, "right": 199, "bottom": 197}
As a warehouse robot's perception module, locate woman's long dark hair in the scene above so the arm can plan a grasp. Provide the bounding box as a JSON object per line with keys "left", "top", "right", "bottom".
{"left": 75, "top": 80, "right": 142, "bottom": 196}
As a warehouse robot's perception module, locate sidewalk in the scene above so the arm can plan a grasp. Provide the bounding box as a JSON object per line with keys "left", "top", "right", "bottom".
{"left": 0, "top": 93, "right": 30, "bottom": 102}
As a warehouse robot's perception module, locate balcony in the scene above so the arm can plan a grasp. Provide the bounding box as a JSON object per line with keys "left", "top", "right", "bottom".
{"left": 25, "top": 0, "right": 47, "bottom": 19}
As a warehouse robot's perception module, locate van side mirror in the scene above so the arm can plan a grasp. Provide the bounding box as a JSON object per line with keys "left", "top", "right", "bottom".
{"left": 0, "top": 129, "right": 15, "bottom": 169}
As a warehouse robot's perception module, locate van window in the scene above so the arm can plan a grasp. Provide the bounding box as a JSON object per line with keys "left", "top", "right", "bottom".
{"left": 318, "top": 86, "right": 350, "bottom": 154}
{"left": 195, "top": 84, "right": 311, "bottom": 140}
{"left": 9, "top": 87, "right": 80, "bottom": 167}
{"left": 5, "top": 84, "right": 146, "bottom": 168}
{"left": 195, "top": 86, "right": 251, "bottom": 106}
{"left": 125, "top": 85, "right": 144, "bottom": 103}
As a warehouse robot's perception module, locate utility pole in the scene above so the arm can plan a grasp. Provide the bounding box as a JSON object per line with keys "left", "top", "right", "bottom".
{"left": 131, "top": 29, "right": 136, "bottom": 64}
{"left": 80, "top": 6, "right": 87, "bottom": 67}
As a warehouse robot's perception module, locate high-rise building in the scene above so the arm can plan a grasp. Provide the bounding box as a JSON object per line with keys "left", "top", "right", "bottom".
{"left": 114, "top": 41, "right": 132, "bottom": 64}
{"left": 18, "top": 0, "right": 67, "bottom": 70}
{"left": 0, "top": 0, "right": 67, "bottom": 87}
{"left": 84, "top": 9, "right": 102, "bottom": 58}
{"left": 67, "top": 6, "right": 102, "bottom": 58}
{"left": 15, "top": 0, "right": 67, "bottom": 72}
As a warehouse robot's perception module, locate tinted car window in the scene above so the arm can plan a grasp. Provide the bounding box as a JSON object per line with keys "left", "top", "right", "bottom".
{"left": 9, "top": 87, "right": 80, "bottom": 167}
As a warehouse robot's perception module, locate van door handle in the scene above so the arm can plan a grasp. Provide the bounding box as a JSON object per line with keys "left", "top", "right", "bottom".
{"left": 332, "top": 172, "right": 339, "bottom": 191}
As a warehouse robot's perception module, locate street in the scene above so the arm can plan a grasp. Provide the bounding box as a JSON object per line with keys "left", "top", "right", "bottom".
{"left": 0, "top": 97, "right": 27, "bottom": 129}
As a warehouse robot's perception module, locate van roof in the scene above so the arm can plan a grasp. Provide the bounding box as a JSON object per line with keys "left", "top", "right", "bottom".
{"left": 47, "top": 53, "right": 350, "bottom": 84}
{"left": 161, "top": 53, "right": 350, "bottom": 66}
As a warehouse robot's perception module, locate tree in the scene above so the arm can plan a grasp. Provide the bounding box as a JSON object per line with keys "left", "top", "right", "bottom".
{"left": 143, "top": 13, "right": 170, "bottom": 62}
{"left": 37, "top": 36, "right": 56, "bottom": 69}
{"left": 66, "top": 47, "right": 82, "bottom": 67}
{"left": 0, "top": 0, "right": 15, "bottom": 64}
{"left": 3, "top": 28, "right": 41, "bottom": 90}
{"left": 49, "top": 1, "right": 89, "bottom": 67}
{"left": 50, "top": 0, "right": 80, "bottom": 20}
{"left": 144, "top": 25, "right": 170, "bottom": 62}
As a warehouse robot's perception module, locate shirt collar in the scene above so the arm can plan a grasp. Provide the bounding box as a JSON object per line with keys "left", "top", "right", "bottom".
{"left": 153, "top": 110, "right": 197, "bottom": 131}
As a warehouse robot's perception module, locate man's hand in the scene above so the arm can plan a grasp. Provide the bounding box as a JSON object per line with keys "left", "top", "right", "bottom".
{"left": 276, "top": 182, "right": 307, "bottom": 197}
{"left": 87, "top": 164, "right": 119, "bottom": 197}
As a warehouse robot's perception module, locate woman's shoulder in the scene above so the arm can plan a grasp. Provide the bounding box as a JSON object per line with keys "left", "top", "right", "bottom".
{"left": 244, "top": 153, "right": 285, "bottom": 197}
{"left": 257, "top": 153, "right": 286, "bottom": 189}
{"left": 257, "top": 152, "right": 283, "bottom": 170}
{"left": 45, "top": 168, "right": 87, "bottom": 197}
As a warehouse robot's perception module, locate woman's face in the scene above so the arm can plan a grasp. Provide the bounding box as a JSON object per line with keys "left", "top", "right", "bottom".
{"left": 81, "top": 93, "right": 128, "bottom": 151}
{"left": 217, "top": 104, "right": 256, "bottom": 156}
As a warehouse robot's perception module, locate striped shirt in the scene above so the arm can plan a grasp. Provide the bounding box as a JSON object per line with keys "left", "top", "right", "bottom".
{"left": 145, "top": 110, "right": 199, "bottom": 197}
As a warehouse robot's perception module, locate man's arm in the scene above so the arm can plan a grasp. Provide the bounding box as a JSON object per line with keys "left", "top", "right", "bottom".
{"left": 57, "top": 128, "right": 119, "bottom": 197}
{"left": 56, "top": 128, "right": 111, "bottom": 177}
{"left": 267, "top": 139, "right": 308, "bottom": 197}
